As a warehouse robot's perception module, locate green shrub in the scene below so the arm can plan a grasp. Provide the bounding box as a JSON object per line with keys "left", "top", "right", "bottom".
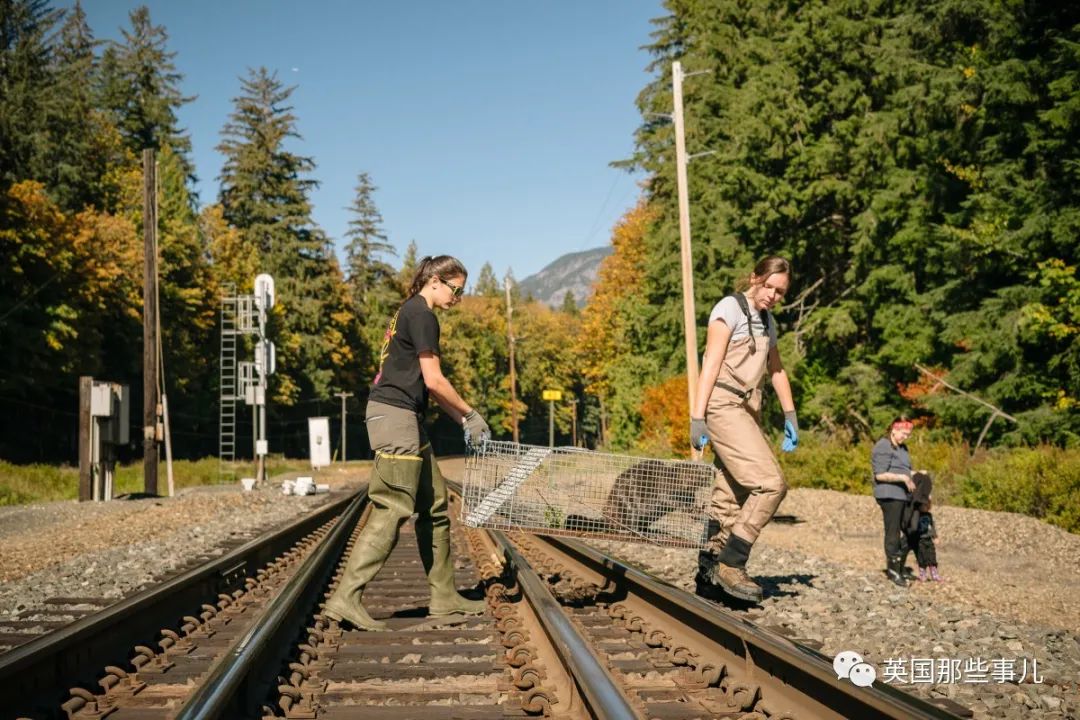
{"left": 767, "top": 434, "right": 1080, "bottom": 534}
{"left": 777, "top": 433, "right": 872, "bottom": 494}
{"left": 955, "top": 446, "right": 1080, "bottom": 533}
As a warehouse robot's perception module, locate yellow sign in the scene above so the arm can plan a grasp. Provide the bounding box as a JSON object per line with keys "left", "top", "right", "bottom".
{"left": 542, "top": 390, "right": 563, "bottom": 401}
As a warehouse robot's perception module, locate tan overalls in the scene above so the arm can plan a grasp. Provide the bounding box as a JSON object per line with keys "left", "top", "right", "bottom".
{"left": 703, "top": 326, "right": 787, "bottom": 555}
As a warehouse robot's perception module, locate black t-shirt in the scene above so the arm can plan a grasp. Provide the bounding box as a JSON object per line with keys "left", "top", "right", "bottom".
{"left": 369, "top": 294, "right": 440, "bottom": 413}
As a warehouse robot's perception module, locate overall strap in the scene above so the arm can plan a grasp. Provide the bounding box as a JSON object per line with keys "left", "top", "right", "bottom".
{"left": 729, "top": 293, "right": 770, "bottom": 353}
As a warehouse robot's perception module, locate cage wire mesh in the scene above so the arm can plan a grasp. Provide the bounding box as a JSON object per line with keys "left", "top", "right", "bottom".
{"left": 460, "top": 440, "right": 716, "bottom": 548}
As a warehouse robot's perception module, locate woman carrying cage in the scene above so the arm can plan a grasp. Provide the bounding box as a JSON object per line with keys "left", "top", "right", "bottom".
{"left": 322, "top": 255, "right": 491, "bottom": 631}
{"left": 689, "top": 256, "right": 799, "bottom": 603}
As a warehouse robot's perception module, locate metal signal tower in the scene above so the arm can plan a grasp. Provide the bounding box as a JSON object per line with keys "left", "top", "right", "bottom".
{"left": 219, "top": 275, "right": 276, "bottom": 484}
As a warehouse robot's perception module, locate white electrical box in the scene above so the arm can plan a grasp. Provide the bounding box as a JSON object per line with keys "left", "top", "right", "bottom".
{"left": 90, "top": 384, "right": 113, "bottom": 417}
{"left": 90, "top": 382, "right": 129, "bottom": 444}
{"left": 308, "top": 417, "right": 331, "bottom": 469}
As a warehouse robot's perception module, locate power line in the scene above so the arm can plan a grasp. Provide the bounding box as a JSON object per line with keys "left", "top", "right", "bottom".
{"left": 0, "top": 273, "right": 63, "bottom": 323}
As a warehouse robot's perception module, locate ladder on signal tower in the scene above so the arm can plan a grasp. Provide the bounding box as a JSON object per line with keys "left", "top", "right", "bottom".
{"left": 219, "top": 284, "right": 238, "bottom": 483}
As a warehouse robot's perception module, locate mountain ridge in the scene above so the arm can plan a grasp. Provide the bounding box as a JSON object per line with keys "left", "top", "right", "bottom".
{"left": 516, "top": 246, "right": 612, "bottom": 308}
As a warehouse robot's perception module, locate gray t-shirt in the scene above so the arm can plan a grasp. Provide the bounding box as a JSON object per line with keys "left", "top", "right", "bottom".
{"left": 708, "top": 295, "right": 778, "bottom": 348}
{"left": 871, "top": 437, "right": 912, "bottom": 501}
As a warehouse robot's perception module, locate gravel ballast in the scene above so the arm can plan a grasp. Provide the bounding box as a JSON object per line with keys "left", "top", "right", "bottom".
{"left": 0, "top": 469, "right": 364, "bottom": 624}
{"left": 1, "top": 460, "right": 1078, "bottom": 718}
{"left": 584, "top": 487, "right": 1080, "bottom": 720}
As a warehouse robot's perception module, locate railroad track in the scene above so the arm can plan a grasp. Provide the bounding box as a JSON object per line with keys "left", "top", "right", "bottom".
{"left": 1, "top": 482, "right": 970, "bottom": 719}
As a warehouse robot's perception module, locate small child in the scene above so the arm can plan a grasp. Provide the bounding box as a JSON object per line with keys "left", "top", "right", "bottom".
{"left": 910, "top": 472, "right": 942, "bottom": 581}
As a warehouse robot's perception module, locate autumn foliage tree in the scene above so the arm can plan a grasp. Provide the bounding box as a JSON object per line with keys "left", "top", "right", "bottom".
{"left": 576, "top": 200, "right": 658, "bottom": 448}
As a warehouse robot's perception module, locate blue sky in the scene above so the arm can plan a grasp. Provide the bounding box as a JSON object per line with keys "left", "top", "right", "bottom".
{"left": 70, "top": 1, "right": 661, "bottom": 282}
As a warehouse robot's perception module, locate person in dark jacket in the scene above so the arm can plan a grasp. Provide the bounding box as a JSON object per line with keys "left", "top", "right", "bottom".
{"left": 908, "top": 471, "right": 942, "bottom": 581}
{"left": 871, "top": 418, "right": 920, "bottom": 586}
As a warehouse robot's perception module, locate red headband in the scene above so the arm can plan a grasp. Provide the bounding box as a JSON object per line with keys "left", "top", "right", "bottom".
{"left": 892, "top": 420, "right": 913, "bottom": 432}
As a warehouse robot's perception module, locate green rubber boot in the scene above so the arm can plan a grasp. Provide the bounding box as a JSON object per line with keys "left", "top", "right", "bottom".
{"left": 323, "top": 451, "right": 422, "bottom": 630}
{"left": 417, "top": 445, "right": 486, "bottom": 617}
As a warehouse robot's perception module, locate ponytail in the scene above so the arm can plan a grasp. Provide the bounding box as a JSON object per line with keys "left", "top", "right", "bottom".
{"left": 408, "top": 255, "right": 468, "bottom": 297}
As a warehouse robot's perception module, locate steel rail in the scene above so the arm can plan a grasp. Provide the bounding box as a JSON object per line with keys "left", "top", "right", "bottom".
{"left": 539, "top": 532, "right": 965, "bottom": 720}
{"left": 488, "top": 528, "right": 640, "bottom": 720}
{"left": 174, "top": 490, "right": 367, "bottom": 719}
{"left": 0, "top": 491, "right": 357, "bottom": 720}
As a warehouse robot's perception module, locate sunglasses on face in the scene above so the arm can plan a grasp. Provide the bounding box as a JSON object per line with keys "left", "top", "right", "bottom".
{"left": 440, "top": 278, "right": 464, "bottom": 298}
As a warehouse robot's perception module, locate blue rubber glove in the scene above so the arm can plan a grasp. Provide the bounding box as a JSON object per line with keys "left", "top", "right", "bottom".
{"left": 690, "top": 417, "right": 709, "bottom": 451}
{"left": 781, "top": 411, "right": 798, "bottom": 452}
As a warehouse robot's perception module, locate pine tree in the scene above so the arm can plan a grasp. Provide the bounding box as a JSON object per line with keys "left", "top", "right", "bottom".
{"left": 396, "top": 240, "right": 418, "bottom": 296}
{"left": 474, "top": 262, "right": 500, "bottom": 297}
{"left": 619, "top": 0, "right": 1080, "bottom": 445}
{"left": 102, "top": 6, "right": 193, "bottom": 175}
{"left": 44, "top": 1, "right": 120, "bottom": 212}
{"left": 560, "top": 290, "right": 578, "bottom": 315}
{"left": 217, "top": 66, "right": 354, "bottom": 408}
{"left": 344, "top": 171, "right": 398, "bottom": 376}
{"left": 0, "top": 0, "right": 59, "bottom": 187}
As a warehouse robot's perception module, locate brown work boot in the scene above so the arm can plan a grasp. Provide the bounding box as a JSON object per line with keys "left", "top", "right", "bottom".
{"left": 713, "top": 563, "right": 763, "bottom": 603}
{"left": 694, "top": 550, "right": 723, "bottom": 600}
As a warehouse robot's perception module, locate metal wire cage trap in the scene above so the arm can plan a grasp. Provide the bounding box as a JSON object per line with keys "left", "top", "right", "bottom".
{"left": 459, "top": 440, "right": 716, "bottom": 548}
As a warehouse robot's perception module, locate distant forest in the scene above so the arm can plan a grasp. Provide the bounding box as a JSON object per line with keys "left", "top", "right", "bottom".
{"left": 0, "top": 0, "right": 1077, "bottom": 465}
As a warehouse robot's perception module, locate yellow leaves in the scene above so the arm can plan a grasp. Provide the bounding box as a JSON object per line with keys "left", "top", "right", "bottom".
{"left": 1055, "top": 390, "right": 1077, "bottom": 411}
{"left": 941, "top": 158, "right": 983, "bottom": 189}
{"left": 938, "top": 215, "right": 1009, "bottom": 257}
{"left": 1019, "top": 259, "right": 1080, "bottom": 342}
{"left": 637, "top": 375, "right": 692, "bottom": 456}
{"left": 576, "top": 200, "right": 656, "bottom": 397}
{"left": 45, "top": 304, "right": 78, "bottom": 351}
{"left": 322, "top": 327, "right": 353, "bottom": 368}
{"left": 201, "top": 203, "right": 256, "bottom": 291}
{"left": 963, "top": 66, "right": 976, "bottom": 79}
{"left": 5, "top": 181, "right": 66, "bottom": 237}
{"left": 1, "top": 181, "right": 145, "bottom": 360}
{"left": 69, "top": 207, "right": 141, "bottom": 314}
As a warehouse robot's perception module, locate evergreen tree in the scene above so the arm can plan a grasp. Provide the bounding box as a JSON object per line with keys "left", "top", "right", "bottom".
{"left": 217, "top": 66, "right": 355, "bottom": 409}
{"left": 155, "top": 145, "right": 216, "bottom": 442}
{"left": 45, "top": 1, "right": 115, "bottom": 212}
{"left": 504, "top": 268, "right": 522, "bottom": 305}
{"left": 560, "top": 290, "right": 578, "bottom": 315}
{"left": 0, "top": 0, "right": 58, "bottom": 187}
{"left": 474, "top": 261, "right": 500, "bottom": 297}
{"left": 102, "top": 6, "right": 193, "bottom": 176}
{"left": 344, "top": 171, "right": 398, "bottom": 376}
{"left": 619, "top": 0, "right": 1080, "bottom": 446}
{"left": 396, "top": 240, "right": 418, "bottom": 296}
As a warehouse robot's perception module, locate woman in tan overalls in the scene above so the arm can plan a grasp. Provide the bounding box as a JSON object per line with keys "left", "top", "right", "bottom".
{"left": 689, "top": 256, "right": 799, "bottom": 603}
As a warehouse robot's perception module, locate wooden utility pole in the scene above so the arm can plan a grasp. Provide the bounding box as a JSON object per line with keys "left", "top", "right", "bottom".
{"left": 335, "top": 391, "right": 353, "bottom": 463}
{"left": 142, "top": 149, "right": 159, "bottom": 495}
{"left": 598, "top": 396, "right": 609, "bottom": 449}
{"left": 505, "top": 276, "right": 520, "bottom": 442}
{"left": 569, "top": 398, "right": 578, "bottom": 447}
{"left": 672, "top": 61, "right": 699, "bottom": 415}
{"left": 78, "top": 376, "right": 93, "bottom": 502}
